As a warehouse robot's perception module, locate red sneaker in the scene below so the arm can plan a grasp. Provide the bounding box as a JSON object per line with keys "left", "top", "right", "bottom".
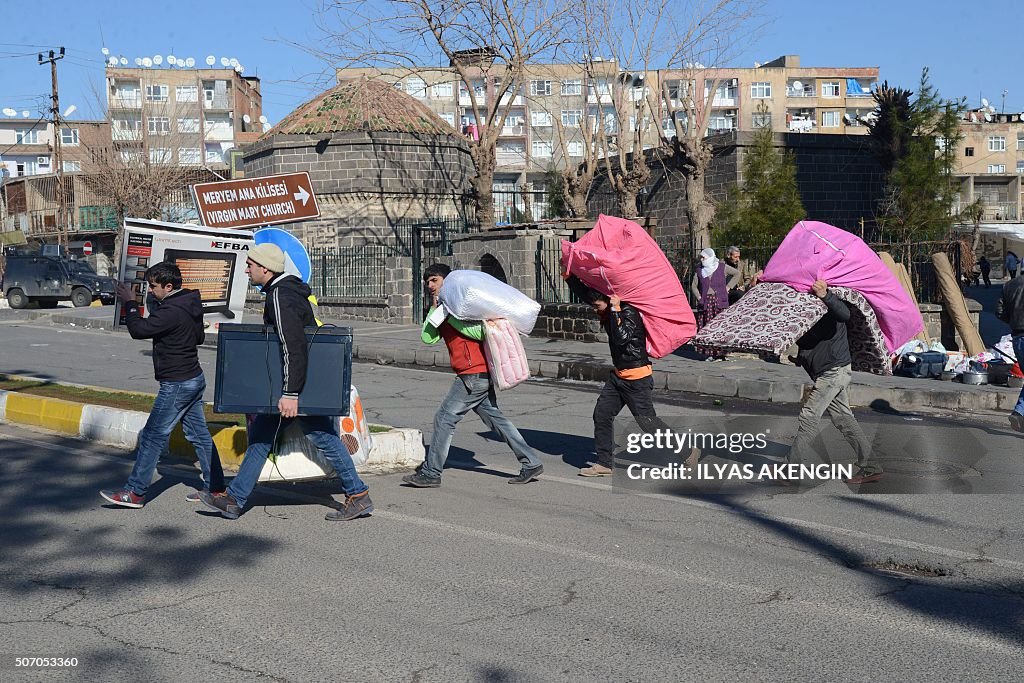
{"left": 100, "top": 489, "right": 145, "bottom": 508}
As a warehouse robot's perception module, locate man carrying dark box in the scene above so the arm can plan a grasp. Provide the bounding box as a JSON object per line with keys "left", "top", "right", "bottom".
{"left": 200, "top": 243, "right": 372, "bottom": 521}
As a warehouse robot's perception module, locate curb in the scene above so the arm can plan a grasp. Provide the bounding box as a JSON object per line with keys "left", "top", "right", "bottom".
{"left": 0, "top": 389, "right": 422, "bottom": 475}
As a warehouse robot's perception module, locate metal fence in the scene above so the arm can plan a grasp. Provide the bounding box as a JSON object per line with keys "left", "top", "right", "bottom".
{"left": 309, "top": 245, "right": 388, "bottom": 299}
{"left": 494, "top": 189, "right": 559, "bottom": 225}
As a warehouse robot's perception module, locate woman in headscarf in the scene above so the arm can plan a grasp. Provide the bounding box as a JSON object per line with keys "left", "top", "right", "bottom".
{"left": 690, "top": 248, "right": 740, "bottom": 360}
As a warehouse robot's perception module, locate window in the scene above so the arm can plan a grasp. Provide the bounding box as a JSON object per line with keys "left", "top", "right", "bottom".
{"left": 145, "top": 84, "right": 169, "bottom": 102}
{"left": 1018, "top": 133, "right": 1024, "bottom": 151}
{"left": 561, "top": 79, "right": 582, "bottom": 96}
{"left": 530, "top": 80, "right": 552, "bottom": 96}
{"left": 405, "top": 77, "right": 426, "bottom": 98}
{"left": 177, "top": 117, "right": 199, "bottom": 134}
{"left": 752, "top": 111, "right": 772, "bottom": 128}
{"left": 750, "top": 82, "right": 772, "bottom": 99}
{"left": 439, "top": 112, "right": 455, "bottom": 127}
{"left": 62, "top": 160, "right": 81, "bottom": 172}
{"left": 821, "top": 81, "right": 841, "bottom": 98}
{"left": 176, "top": 85, "right": 198, "bottom": 102}
{"left": 591, "top": 79, "right": 611, "bottom": 97}
{"left": 149, "top": 148, "right": 170, "bottom": 164}
{"left": 148, "top": 116, "right": 170, "bottom": 135}
{"left": 1018, "top": 160, "right": 1024, "bottom": 173}
{"left": 567, "top": 140, "right": 584, "bottom": 157}
{"left": 561, "top": 109, "right": 583, "bottom": 127}
{"left": 178, "top": 147, "right": 201, "bottom": 165}
{"left": 60, "top": 128, "right": 79, "bottom": 145}
{"left": 532, "top": 140, "right": 552, "bottom": 157}
{"left": 987, "top": 164, "right": 1006, "bottom": 174}
{"left": 431, "top": 81, "right": 453, "bottom": 98}
{"left": 205, "top": 148, "right": 223, "bottom": 163}
{"left": 531, "top": 111, "right": 552, "bottom": 127}
{"left": 988, "top": 136, "right": 1006, "bottom": 152}
{"left": 965, "top": 147, "right": 974, "bottom": 157}
{"left": 821, "top": 111, "right": 840, "bottom": 128}
{"left": 15, "top": 129, "right": 39, "bottom": 144}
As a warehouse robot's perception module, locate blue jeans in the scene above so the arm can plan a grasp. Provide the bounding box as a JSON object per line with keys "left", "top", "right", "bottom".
{"left": 126, "top": 374, "right": 224, "bottom": 497}
{"left": 423, "top": 374, "right": 542, "bottom": 479}
{"left": 227, "top": 414, "right": 368, "bottom": 510}
{"left": 1014, "top": 335, "right": 1024, "bottom": 416}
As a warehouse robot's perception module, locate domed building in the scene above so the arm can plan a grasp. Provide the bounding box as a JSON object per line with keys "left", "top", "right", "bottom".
{"left": 241, "top": 78, "right": 476, "bottom": 322}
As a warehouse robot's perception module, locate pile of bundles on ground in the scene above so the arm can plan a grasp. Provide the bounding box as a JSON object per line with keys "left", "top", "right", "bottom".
{"left": 439, "top": 270, "right": 541, "bottom": 390}
{"left": 561, "top": 214, "right": 697, "bottom": 356}
{"left": 693, "top": 220, "right": 925, "bottom": 375}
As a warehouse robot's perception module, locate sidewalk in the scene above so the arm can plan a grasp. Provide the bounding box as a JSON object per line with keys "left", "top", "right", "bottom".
{"left": 4, "top": 305, "right": 1021, "bottom": 413}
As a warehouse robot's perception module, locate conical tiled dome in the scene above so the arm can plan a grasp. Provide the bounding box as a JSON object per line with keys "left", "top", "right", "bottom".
{"left": 263, "top": 78, "right": 457, "bottom": 137}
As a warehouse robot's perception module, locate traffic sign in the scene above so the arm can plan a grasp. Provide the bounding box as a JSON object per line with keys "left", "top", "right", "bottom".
{"left": 82, "top": 241, "right": 93, "bottom": 255}
{"left": 191, "top": 172, "right": 320, "bottom": 230}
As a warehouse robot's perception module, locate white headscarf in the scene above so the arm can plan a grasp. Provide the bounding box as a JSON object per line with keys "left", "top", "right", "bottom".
{"left": 699, "top": 248, "right": 719, "bottom": 279}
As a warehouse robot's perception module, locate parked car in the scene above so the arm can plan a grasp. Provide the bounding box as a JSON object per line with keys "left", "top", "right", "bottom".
{"left": 1, "top": 255, "right": 117, "bottom": 308}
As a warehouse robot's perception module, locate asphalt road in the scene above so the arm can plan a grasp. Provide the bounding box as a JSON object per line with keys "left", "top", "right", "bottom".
{"left": 1, "top": 316, "right": 1024, "bottom": 681}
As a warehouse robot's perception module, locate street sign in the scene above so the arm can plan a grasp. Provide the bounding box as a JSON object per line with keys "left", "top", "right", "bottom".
{"left": 83, "top": 241, "right": 93, "bottom": 255}
{"left": 191, "top": 172, "right": 320, "bottom": 230}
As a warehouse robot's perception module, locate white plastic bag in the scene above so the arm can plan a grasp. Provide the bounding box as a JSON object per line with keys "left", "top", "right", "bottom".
{"left": 483, "top": 318, "right": 530, "bottom": 390}
{"left": 255, "top": 386, "right": 374, "bottom": 482}
{"left": 894, "top": 340, "right": 928, "bottom": 356}
{"left": 439, "top": 270, "right": 541, "bottom": 335}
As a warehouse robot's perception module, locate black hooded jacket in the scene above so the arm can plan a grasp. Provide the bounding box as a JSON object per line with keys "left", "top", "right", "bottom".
{"left": 795, "top": 291, "right": 852, "bottom": 380}
{"left": 123, "top": 289, "right": 205, "bottom": 382}
{"left": 566, "top": 274, "right": 650, "bottom": 370}
{"left": 261, "top": 273, "right": 316, "bottom": 397}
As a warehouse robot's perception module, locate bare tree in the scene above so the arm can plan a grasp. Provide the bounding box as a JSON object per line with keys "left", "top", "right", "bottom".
{"left": 316, "top": 0, "right": 575, "bottom": 229}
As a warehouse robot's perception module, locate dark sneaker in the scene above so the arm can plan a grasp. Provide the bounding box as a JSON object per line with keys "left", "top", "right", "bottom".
{"left": 508, "top": 464, "right": 543, "bottom": 484}
{"left": 1009, "top": 412, "right": 1024, "bottom": 433}
{"left": 401, "top": 472, "right": 441, "bottom": 488}
{"left": 199, "top": 490, "right": 241, "bottom": 519}
{"left": 325, "top": 492, "right": 374, "bottom": 521}
{"left": 100, "top": 489, "right": 145, "bottom": 508}
{"left": 845, "top": 470, "right": 883, "bottom": 485}
{"left": 186, "top": 489, "right": 226, "bottom": 503}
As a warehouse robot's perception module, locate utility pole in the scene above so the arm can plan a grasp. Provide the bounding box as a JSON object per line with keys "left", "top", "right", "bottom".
{"left": 39, "top": 47, "right": 66, "bottom": 250}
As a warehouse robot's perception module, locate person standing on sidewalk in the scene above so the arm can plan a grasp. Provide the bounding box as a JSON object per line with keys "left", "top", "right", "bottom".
{"left": 979, "top": 256, "right": 992, "bottom": 288}
{"left": 788, "top": 279, "right": 884, "bottom": 484}
{"left": 563, "top": 271, "right": 693, "bottom": 477}
{"left": 997, "top": 270, "right": 1024, "bottom": 432}
{"left": 200, "top": 243, "right": 373, "bottom": 520}
{"left": 100, "top": 262, "right": 225, "bottom": 508}
{"left": 402, "top": 264, "right": 544, "bottom": 487}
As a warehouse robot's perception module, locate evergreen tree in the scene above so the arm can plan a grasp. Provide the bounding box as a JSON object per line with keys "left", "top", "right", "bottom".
{"left": 713, "top": 106, "right": 805, "bottom": 245}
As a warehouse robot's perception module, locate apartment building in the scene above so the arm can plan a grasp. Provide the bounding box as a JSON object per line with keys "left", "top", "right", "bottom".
{"left": 0, "top": 116, "right": 54, "bottom": 177}
{"left": 953, "top": 110, "right": 1024, "bottom": 223}
{"left": 339, "top": 55, "right": 878, "bottom": 204}
{"left": 105, "top": 65, "right": 263, "bottom": 169}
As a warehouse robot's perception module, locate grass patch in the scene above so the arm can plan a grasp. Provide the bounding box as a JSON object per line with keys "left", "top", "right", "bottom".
{"left": 0, "top": 375, "right": 392, "bottom": 432}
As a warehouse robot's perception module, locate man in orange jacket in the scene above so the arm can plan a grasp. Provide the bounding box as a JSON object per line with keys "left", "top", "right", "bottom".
{"left": 402, "top": 264, "right": 544, "bottom": 487}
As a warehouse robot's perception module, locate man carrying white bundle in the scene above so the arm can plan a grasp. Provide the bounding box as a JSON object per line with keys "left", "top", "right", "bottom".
{"left": 402, "top": 264, "right": 545, "bottom": 487}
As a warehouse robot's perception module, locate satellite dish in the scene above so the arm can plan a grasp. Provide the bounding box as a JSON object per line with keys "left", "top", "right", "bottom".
{"left": 185, "top": 57, "right": 196, "bottom": 67}
{"left": 792, "top": 80, "right": 803, "bottom": 90}
{"left": 262, "top": 122, "right": 271, "bottom": 132}
{"left": 229, "top": 57, "right": 239, "bottom": 67}
{"left": 234, "top": 65, "right": 243, "bottom": 73}
{"left": 753, "top": 61, "right": 760, "bottom": 68}
{"left": 2, "top": 108, "right": 16, "bottom": 117}
{"left": 22, "top": 111, "right": 30, "bottom": 117}
{"left": 101, "top": 47, "right": 110, "bottom": 56}
{"left": 984, "top": 112, "right": 992, "bottom": 122}
{"left": 220, "top": 57, "right": 230, "bottom": 66}
{"left": 981, "top": 98, "right": 989, "bottom": 107}
{"left": 119, "top": 57, "right": 128, "bottom": 65}
{"left": 988, "top": 105, "right": 996, "bottom": 114}
{"left": 242, "top": 114, "right": 251, "bottom": 123}
{"left": 258, "top": 115, "right": 268, "bottom": 124}
{"left": 134, "top": 57, "right": 142, "bottom": 66}
{"left": 843, "top": 113, "right": 853, "bottom": 124}
{"left": 109, "top": 57, "right": 119, "bottom": 66}
{"left": 142, "top": 57, "right": 152, "bottom": 67}
{"left": 167, "top": 55, "right": 176, "bottom": 65}
{"left": 153, "top": 55, "right": 163, "bottom": 65}
{"left": 206, "top": 55, "right": 215, "bottom": 66}
{"left": 63, "top": 105, "right": 77, "bottom": 117}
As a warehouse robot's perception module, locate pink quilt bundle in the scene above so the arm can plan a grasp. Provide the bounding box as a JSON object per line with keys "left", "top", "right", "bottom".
{"left": 761, "top": 221, "right": 923, "bottom": 354}
{"left": 561, "top": 214, "right": 697, "bottom": 358}
{"left": 483, "top": 318, "right": 530, "bottom": 390}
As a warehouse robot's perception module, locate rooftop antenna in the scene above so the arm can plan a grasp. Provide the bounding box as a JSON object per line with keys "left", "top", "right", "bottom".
{"left": 119, "top": 56, "right": 127, "bottom": 65}
{"left": 167, "top": 55, "right": 176, "bottom": 65}
{"left": 134, "top": 57, "right": 143, "bottom": 66}
{"left": 1001, "top": 89, "right": 1008, "bottom": 114}
{"left": 206, "top": 55, "right": 215, "bottom": 66}
{"left": 258, "top": 114, "right": 268, "bottom": 124}
{"left": 981, "top": 97, "right": 989, "bottom": 108}
{"left": 185, "top": 57, "right": 196, "bottom": 68}
{"left": 153, "top": 55, "right": 163, "bottom": 66}
{"left": 63, "top": 104, "right": 76, "bottom": 118}
{"left": 22, "top": 111, "right": 30, "bottom": 117}
{"left": 101, "top": 47, "right": 110, "bottom": 56}
{"left": 108, "top": 56, "right": 119, "bottom": 66}
{"left": 220, "top": 57, "right": 230, "bottom": 67}
{"left": 2, "top": 108, "right": 16, "bottom": 117}
{"left": 142, "top": 57, "right": 152, "bottom": 67}
{"left": 229, "top": 57, "right": 239, "bottom": 67}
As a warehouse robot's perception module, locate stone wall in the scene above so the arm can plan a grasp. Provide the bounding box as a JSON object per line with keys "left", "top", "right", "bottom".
{"left": 533, "top": 303, "right": 607, "bottom": 342}
{"left": 919, "top": 299, "right": 982, "bottom": 352}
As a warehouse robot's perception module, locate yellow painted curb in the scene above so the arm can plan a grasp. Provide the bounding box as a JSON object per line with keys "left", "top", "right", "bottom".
{"left": 5, "top": 393, "right": 84, "bottom": 435}
{"left": 168, "top": 423, "right": 248, "bottom": 469}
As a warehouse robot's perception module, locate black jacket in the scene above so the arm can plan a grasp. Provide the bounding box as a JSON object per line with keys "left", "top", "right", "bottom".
{"left": 796, "top": 291, "right": 852, "bottom": 380}
{"left": 262, "top": 273, "right": 316, "bottom": 397}
{"left": 124, "top": 289, "right": 205, "bottom": 382}
{"left": 997, "top": 275, "right": 1024, "bottom": 336}
{"left": 567, "top": 275, "right": 650, "bottom": 370}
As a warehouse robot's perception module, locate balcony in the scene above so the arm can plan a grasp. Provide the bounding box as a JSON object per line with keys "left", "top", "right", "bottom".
{"left": 786, "top": 86, "right": 816, "bottom": 98}
{"left": 954, "top": 200, "right": 1018, "bottom": 221}
{"left": 788, "top": 117, "right": 816, "bottom": 132}
{"left": 112, "top": 128, "right": 142, "bottom": 141}
{"left": 459, "top": 91, "right": 486, "bottom": 107}
{"left": 496, "top": 151, "right": 527, "bottom": 167}
{"left": 110, "top": 95, "right": 142, "bottom": 109}
{"left": 499, "top": 124, "right": 526, "bottom": 137}
{"left": 204, "top": 97, "right": 232, "bottom": 111}
{"left": 499, "top": 92, "right": 524, "bottom": 106}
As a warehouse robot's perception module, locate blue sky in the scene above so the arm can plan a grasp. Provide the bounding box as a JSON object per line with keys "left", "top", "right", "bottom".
{"left": 2, "top": 0, "right": 1021, "bottom": 125}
